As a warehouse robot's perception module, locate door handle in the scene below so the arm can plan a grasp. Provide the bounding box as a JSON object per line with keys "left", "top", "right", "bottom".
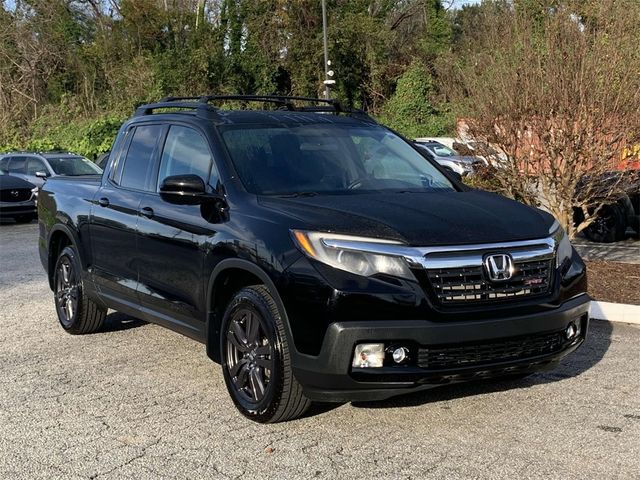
{"left": 140, "top": 206, "right": 154, "bottom": 218}
{"left": 98, "top": 197, "right": 109, "bottom": 207}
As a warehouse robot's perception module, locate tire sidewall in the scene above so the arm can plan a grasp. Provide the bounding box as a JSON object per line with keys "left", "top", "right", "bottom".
{"left": 54, "top": 246, "right": 84, "bottom": 331}
{"left": 220, "top": 288, "right": 285, "bottom": 421}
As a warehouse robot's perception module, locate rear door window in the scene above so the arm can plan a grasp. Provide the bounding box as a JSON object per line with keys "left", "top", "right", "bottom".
{"left": 119, "top": 125, "right": 163, "bottom": 191}
{"left": 7, "top": 156, "right": 27, "bottom": 174}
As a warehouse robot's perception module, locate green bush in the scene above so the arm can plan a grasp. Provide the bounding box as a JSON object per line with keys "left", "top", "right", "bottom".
{"left": 0, "top": 115, "right": 123, "bottom": 160}
{"left": 379, "top": 61, "right": 454, "bottom": 138}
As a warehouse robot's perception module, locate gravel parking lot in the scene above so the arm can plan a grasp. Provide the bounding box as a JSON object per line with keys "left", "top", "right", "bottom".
{"left": 1, "top": 221, "right": 639, "bottom": 480}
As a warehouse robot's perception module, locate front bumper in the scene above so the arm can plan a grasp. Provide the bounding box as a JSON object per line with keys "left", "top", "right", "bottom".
{"left": 0, "top": 200, "right": 37, "bottom": 218}
{"left": 293, "top": 294, "right": 590, "bottom": 402}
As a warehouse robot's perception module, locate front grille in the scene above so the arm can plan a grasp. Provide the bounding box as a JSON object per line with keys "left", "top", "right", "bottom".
{"left": 0, "top": 188, "right": 31, "bottom": 203}
{"left": 417, "top": 330, "right": 566, "bottom": 370}
{"left": 426, "top": 259, "right": 552, "bottom": 305}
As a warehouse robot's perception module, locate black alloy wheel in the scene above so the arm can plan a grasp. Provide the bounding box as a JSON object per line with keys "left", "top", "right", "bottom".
{"left": 220, "top": 286, "right": 311, "bottom": 423}
{"left": 55, "top": 254, "right": 79, "bottom": 329}
{"left": 225, "top": 307, "right": 274, "bottom": 404}
{"left": 53, "top": 246, "right": 106, "bottom": 334}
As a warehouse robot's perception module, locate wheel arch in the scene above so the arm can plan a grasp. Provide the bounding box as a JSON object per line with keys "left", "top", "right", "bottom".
{"left": 47, "top": 225, "right": 79, "bottom": 290}
{"left": 206, "top": 259, "right": 293, "bottom": 362}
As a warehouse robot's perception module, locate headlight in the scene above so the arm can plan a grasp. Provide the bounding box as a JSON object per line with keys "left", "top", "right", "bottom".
{"left": 551, "top": 223, "right": 572, "bottom": 268}
{"left": 291, "top": 230, "right": 415, "bottom": 281}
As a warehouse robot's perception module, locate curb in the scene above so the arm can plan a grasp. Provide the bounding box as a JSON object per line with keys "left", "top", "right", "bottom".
{"left": 590, "top": 300, "right": 640, "bottom": 325}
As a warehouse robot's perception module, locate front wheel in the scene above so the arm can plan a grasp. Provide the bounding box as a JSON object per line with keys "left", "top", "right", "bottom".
{"left": 54, "top": 246, "right": 106, "bottom": 334}
{"left": 583, "top": 203, "right": 627, "bottom": 243}
{"left": 220, "top": 285, "right": 310, "bottom": 423}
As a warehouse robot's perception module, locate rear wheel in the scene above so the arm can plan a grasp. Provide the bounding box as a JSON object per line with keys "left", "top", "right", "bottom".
{"left": 583, "top": 204, "right": 626, "bottom": 243}
{"left": 220, "top": 285, "right": 310, "bottom": 423}
{"left": 54, "top": 246, "right": 106, "bottom": 334}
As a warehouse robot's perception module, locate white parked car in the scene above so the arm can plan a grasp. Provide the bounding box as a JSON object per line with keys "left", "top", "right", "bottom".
{"left": 0, "top": 151, "right": 102, "bottom": 188}
{"left": 414, "top": 140, "right": 481, "bottom": 177}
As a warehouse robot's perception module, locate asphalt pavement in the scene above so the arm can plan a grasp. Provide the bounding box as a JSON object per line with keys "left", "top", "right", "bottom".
{"left": 572, "top": 233, "right": 640, "bottom": 264}
{"left": 1, "top": 221, "right": 639, "bottom": 480}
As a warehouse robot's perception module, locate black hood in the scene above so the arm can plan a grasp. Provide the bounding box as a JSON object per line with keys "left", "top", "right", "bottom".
{"left": 0, "top": 174, "right": 35, "bottom": 190}
{"left": 259, "top": 190, "right": 555, "bottom": 246}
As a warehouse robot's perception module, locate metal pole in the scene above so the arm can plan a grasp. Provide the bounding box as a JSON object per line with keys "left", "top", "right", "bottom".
{"left": 321, "top": 0, "right": 330, "bottom": 99}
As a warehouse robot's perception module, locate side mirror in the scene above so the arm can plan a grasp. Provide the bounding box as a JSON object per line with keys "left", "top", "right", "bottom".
{"left": 160, "top": 175, "right": 207, "bottom": 198}
{"left": 160, "top": 172, "right": 230, "bottom": 208}
{"left": 35, "top": 171, "right": 49, "bottom": 179}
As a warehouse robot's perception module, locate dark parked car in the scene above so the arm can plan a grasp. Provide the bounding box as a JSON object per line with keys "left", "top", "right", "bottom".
{"left": 0, "top": 170, "right": 38, "bottom": 223}
{"left": 38, "top": 96, "right": 590, "bottom": 423}
{"left": 0, "top": 151, "right": 102, "bottom": 188}
{"left": 579, "top": 170, "right": 640, "bottom": 242}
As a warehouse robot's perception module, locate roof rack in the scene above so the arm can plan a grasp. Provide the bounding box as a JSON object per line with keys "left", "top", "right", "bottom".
{"left": 1, "top": 150, "right": 74, "bottom": 155}
{"left": 134, "top": 95, "right": 375, "bottom": 123}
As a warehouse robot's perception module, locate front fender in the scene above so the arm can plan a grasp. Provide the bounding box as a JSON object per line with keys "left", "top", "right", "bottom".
{"left": 205, "top": 258, "right": 296, "bottom": 363}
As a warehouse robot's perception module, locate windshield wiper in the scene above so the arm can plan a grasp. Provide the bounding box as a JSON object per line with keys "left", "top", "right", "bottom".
{"left": 277, "top": 191, "right": 319, "bottom": 198}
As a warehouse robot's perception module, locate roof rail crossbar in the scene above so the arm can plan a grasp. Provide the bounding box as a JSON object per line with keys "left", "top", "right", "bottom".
{"left": 135, "top": 95, "right": 372, "bottom": 121}
{"left": 158, "top": 96, "right": 204, "bottom": 103}
{"left": 133, "top": 101, "right": 221, "bottom": 120}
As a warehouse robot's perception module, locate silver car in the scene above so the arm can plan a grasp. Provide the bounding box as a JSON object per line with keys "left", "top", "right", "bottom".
{"left": 0, "top": 151, "right": 102, "bottom": 188}
{"left": 414, "top": 141, "right": 479, "bottom": 177}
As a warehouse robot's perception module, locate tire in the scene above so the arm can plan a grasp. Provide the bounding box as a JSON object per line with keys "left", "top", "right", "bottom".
{"left": 583, "top": 204, "right": 627, "bottom": 243}
{"left": 220, "top": 285, "right": 311, "bottom": 423}
{"left": 14, "top": 214, "right": 35, "bottom": 224}
{"left": 53, "top": 246, "right": 106, "bottom": 334}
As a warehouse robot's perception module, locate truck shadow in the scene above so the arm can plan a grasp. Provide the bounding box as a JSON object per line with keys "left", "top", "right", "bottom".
{"left": 100, "top": 311, "right": 147, "bottom": 333}
{"left": 349, "top": 319, "right": 612, "bottom": 412}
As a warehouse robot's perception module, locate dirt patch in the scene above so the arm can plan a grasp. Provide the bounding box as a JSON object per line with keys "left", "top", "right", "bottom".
{"left": 586, "top": 261, "right": 640, "bottom": 305}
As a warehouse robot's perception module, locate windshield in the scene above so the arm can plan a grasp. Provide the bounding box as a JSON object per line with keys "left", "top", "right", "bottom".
{"left": 467, "top": 142, "right": 499, "bottom": 156}
{"left": 427, "top": 144, "right": 457, "bottom": 158}
{"left": 221, "top": 124, "right": 455, "bottom": 195}
{"left": 47, "top": 156, "right": 103, "bottom": 176}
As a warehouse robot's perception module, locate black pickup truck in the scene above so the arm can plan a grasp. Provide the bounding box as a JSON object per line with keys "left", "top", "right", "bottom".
{"left": 38, "top": 95, "right": 590, "bottom": 423}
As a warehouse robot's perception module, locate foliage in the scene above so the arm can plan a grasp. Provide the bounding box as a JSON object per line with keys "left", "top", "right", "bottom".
{"left": 462, "top": 165, "right": 502, "bottom": 193}
{"left": 1, "top": 115, "right": 124, "bottom": 159}
{"left": 379, "top": 61, "right": 453, "bottom": 138}
{"left": 0, "top": 0, "right": 455, "bottom": 150}
{"left": 440, "top": 0, "right": 640, "bottom": 238}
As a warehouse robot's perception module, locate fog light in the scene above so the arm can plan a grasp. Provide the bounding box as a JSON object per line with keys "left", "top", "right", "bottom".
{"left": 352, "top": 343, "right": 384, "bottom": 368}
{"left": 392, "top": 347, "right": 409, "bottom": 364}
{"left": 565, "top": 323, "right": 577, "bottom": 340}
{"left": 575, "top": 319, "right": 582, "bottom": 337}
